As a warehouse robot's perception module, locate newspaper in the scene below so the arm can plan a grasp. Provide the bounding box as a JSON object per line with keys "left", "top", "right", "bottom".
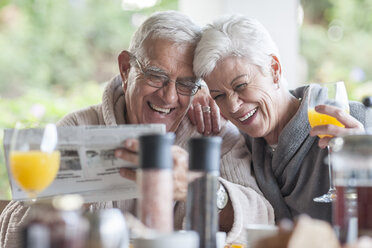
{"left": 2, "top": 124, "right": 166, "bottom": 202}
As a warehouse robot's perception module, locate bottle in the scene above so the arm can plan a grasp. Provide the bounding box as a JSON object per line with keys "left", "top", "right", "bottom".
{"left": 138, "top": 133, "right": 175, "bottom": 233}
{"left": 22, "top": 194, "right": 88, "bottom": 248}
{"left": 84, "top": 209, "right": 129, "bottom": 248}
{"left": 185, "top": 136, "right": 222, "bottom": 248}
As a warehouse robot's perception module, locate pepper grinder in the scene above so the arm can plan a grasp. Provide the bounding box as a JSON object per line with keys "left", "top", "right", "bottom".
{"left": 185, "top": 136, "right": 222, "bottom": 248}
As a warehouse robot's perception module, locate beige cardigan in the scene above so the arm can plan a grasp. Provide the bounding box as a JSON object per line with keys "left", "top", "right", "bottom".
{"left": 0, "top": 76, "right": 274, "bottom": 247}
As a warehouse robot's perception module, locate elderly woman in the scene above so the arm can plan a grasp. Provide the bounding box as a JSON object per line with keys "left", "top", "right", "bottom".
{"left": 193, "top": 15, "right": 371, "bottom": 223}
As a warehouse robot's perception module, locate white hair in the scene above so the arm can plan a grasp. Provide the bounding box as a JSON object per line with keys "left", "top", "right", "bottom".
{"left": 129, "top": 11, "right": 201, "bottom": 59}
{"left": 194, "top": 15, "right": 281, "bottom": 78}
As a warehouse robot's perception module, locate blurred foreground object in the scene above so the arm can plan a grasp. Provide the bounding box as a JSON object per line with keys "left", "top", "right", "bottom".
{"left": 138, "top": 133, "right": 175, "bottom": 233}
{"left": 186, "top": 137, "right": 222, "bottom": 248}
{"left": 254, "top": 215, "right": 340, "bottom": 248}
{"left": 22, "top": 195, "right": 88, "bottom": 248}
{"left": 331, "top": 134, "right": 372, "bottom": 243}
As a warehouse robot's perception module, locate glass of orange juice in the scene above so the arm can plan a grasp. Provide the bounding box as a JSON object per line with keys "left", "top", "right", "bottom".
{"left": 308, "top": 81, "right": 349, "bottom": 203}
{"left": 9, "top": 123, "right": 60, "bottom": 199}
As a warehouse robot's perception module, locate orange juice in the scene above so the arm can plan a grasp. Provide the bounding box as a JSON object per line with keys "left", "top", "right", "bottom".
{"left": 308, "top": 108, "right": 346, "bottom": 138}
{"left": 10, "top": 151, "right": 60, "bottom": 195}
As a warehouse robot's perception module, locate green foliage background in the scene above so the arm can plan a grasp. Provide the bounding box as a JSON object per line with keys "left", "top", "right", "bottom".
{"left": 300, "top": 0, "right": 372, "bottom": 100}
{"left": 0, "top": 0, "right": 177, "bottom": 200}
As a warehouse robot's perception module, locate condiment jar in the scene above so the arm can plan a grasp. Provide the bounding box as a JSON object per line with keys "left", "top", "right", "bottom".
{"left": 331, "top": 134, "right": 372, "bottom": 243}
{"left": 22, "top": 194, "right": 88, "bottom": 248}
{"left": 185, "top": 136, "right": 222, "bottom": 248}
{"left": 137, "top": 133, "right": 175, "bottom": 233}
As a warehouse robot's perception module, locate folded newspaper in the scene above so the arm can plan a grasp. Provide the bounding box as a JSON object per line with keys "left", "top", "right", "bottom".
{"left": 2, "top": 124, "right": 166, "bottom": 202}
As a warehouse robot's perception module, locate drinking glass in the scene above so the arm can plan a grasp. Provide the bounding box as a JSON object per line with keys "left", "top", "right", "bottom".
{"left": 9, "top": 123, "right": 60, "bottom": 199}
{"left": 308, "top": 81, "right": 349, "bottom": 203}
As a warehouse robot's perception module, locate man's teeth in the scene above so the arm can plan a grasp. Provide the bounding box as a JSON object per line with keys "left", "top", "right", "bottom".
{"left": 239, "top": 108, "right": 257, "bottom": 122}
{"left": 150, "top": 103, "right": 171, "bottom": 114}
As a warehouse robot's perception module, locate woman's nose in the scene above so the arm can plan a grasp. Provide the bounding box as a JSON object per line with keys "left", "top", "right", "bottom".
{"left": 226, "top": 93, "right": 241, "bottom": 114}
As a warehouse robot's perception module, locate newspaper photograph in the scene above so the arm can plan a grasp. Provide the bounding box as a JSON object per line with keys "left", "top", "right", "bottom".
{"left": 2, "top": 124, "right": 166, "bottom": 202}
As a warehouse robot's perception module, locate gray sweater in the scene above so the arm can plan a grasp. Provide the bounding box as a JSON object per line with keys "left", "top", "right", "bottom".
{"left": 245, "top": 85, "right": 371, "bottom": 223}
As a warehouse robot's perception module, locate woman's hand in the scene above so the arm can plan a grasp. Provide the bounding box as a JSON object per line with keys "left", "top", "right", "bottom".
{"left": 187, "top": 86, "right": 223, "bottom": 136}
{"left": 309, "top": 104, "right": 364, "bottom": 148}
{"left": 115, "top": 139, "right": 189, "bottom": 201}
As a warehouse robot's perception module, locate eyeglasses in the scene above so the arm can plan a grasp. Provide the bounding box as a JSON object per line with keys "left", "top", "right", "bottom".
{"left": 131, "top": 55, "right": 201, "bottom": 96}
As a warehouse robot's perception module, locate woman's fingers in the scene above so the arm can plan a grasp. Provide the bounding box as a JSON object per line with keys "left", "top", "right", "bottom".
{"left": 193, "top": 103, "right": 205, "bottom": 134}
{"left": 210, "top": 100, "right": 221, "bottom": 134}
{"left": 310, "top": 124, "right": 348, "bottom": 138}
{"left": 187, "top": 104, "right": 196, "bottom": 126}
{"left": 310, "top": 105, "right": 364, "bottom": 149}
{"left": 317, "top": 136, "right": 332, "bottom": 149}
{"left": 202, "top": 105, "right": 212, "bottom": 136}
{"left": 315, "top": 105, "right": 364, "bottom": 129}
{"left": 189, "top": 87, "right": 222, "bottom": 136}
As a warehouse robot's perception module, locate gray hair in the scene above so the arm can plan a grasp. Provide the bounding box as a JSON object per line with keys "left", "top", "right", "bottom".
{"left": 194, "top": 15, "right": 281, "bottom": 78}
{"left": 129, "top": 11, "right": 201, "bottom": 59}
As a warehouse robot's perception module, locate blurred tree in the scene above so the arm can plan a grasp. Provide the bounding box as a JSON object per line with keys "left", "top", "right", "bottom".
{"left": 300, "top": 0, "right": 372, "bottom": 100}
{"left": 0, "top": 0, "right": 178, "bottom": 200}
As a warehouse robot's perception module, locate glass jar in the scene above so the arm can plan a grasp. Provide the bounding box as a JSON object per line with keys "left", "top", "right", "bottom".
{"left": 22, "top": 194, "right": 88, "bottom": 248}
{"left": 185, "top": 136, "right": 222, "bottom": 248}
{"left": 137, "top": 133, "right": 175, "bottom": 233}
{"left": 331, "top": 134, "right": 372, "bottom": 244}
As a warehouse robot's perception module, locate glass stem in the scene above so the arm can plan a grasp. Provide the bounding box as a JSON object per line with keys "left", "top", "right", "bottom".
{"left": 327, "top": 145, "right": 335, "bottom": 191}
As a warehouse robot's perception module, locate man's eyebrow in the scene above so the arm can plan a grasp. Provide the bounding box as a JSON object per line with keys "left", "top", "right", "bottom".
{"left": 146, "top": 66, "right": 168, "bottom": 75}
{"left": 178, "top": 76, "right": 197, "bottom": 82}
{"left": 145, "top": 66, "right": 196, "bottom": 82}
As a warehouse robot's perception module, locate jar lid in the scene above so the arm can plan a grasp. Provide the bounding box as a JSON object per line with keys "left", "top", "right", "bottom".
{"left": 139, "top": 133, "right": 175, "bottom": 170}
{"left": 188, "top": 136, "right": 222, "bottom": 172}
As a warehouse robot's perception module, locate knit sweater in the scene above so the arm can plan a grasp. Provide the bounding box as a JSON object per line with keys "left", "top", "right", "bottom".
{"left": 0, "top": 75, "right": 274, "bottom": 247}
{"left": 246, "top": 85, "right": 371, "bottom": 223}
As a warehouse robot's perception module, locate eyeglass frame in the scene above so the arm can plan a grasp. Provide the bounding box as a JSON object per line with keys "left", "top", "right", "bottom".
{"left": 129, "top": 53, "right": 202, "bottom": 96}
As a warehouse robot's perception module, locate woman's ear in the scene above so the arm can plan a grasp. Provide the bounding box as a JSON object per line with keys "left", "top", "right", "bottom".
{"left": 118, "top": 50, "right": 131, "bottom": 91}
{"left": 271, "top": 55, "right": 282, "bottom": 85}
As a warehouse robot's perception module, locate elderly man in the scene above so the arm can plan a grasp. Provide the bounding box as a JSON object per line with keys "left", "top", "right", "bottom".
{"left": 0, "top": 11, "right": 274, "bottom": 247}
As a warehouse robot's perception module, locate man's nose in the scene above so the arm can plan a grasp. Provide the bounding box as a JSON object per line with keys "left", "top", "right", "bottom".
{"left": 161, "top": 81, "right": 178, "bottom": 103}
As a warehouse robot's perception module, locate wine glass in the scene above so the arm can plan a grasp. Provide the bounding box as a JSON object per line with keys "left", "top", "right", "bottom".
{"left": 9, "top": 123, "right": 60, "bottom": 199}
{"left": 308, "top": 81, "right": 349, "bottom": 203}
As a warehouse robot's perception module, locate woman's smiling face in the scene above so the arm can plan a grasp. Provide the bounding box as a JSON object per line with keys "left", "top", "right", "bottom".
{"left": 204, "top": 56, "right": 281, "bottom": 139}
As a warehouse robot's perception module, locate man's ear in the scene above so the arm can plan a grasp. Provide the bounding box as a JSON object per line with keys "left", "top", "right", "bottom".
{"left": 118, "top": 50, "right": 131, "bottom": 91}
{"left": 271, "top": 55, "right": 282, "bottom": 84}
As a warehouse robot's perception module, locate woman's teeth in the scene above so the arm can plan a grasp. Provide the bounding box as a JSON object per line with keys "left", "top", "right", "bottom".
{"left": 239, "top": 108, "right": 257, "bottom": 122}
{"left": 150, "top": 103, "right": 171, "bottom": 114}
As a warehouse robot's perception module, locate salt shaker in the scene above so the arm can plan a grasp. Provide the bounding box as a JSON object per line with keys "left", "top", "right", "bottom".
{"left": 138, "top": 133, "right": 175, "bottom": 233}
{"left": 185, "top": 136, "right": 222, "bottom": 248}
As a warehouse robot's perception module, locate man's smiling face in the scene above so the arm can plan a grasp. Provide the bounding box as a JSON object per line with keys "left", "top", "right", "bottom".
{"left": 121, "top": 38, "right": 196, "bottom": 132}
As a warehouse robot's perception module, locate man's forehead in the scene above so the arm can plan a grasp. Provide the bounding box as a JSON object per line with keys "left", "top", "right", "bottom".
{"left": 142, "top": 38, "right": 194, "bottom": 59}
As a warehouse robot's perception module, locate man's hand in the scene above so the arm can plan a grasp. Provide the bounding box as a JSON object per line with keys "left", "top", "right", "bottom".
{"left": 309, "top": 104, "right": 364, "bottom": 148}
{"left": 187, "top": 86, "right": 223, "bottom": 136}
{"left": 115, "top": 138, "right": 189, "bottom": 201}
